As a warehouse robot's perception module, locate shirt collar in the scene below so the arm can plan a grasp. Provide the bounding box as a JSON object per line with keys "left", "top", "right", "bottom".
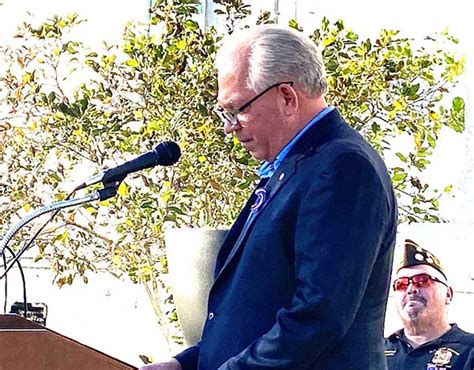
{"left": 258, "top": 106, "right": 335, "bottom": 178}
{"left": 388, "top": 324, "right": 462, "bottom": 344}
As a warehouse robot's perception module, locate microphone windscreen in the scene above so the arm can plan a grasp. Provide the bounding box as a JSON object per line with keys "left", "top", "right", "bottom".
{"left": 154, "top": 141, "right": 181, "bottom": 166}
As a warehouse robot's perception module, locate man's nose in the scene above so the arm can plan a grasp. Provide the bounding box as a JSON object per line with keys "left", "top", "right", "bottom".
{"left": 224, "top": 121, "right": 240, "bottom": 134}
{"left": 406, "top": 282, "right": 418, "bottom": 294}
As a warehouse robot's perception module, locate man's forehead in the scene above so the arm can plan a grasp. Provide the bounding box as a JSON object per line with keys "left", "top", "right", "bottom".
{"left": 396, "top": 264, "right": 447, "bottom": 282}
{"left": 217, "top": 73, "right": 251, "bottom": 108}
{"left": 217, "top": 76, "right": 239, "bottom": 108}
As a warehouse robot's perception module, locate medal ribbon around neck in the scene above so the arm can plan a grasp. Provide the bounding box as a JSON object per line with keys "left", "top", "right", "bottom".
{"left": 251, "top": 188, "right": 268, "bottom": 213}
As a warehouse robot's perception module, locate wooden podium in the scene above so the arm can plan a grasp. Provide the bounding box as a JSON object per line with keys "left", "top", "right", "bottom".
{"left": 0, "top": 314, "right": 137, "bottom": 370}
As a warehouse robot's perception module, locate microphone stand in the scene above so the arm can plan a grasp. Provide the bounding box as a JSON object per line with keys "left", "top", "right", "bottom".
{"left": 0, "top": 184, "right": 118, "bottom": 279}
{"left": 2, "top": 245, "right": 27, "bottom": 317}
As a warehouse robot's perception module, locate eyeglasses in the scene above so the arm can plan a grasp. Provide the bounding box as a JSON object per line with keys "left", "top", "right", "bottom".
{"left": 215, "top": 81, "right": 294, "bottom": 126}
{"left": 393, "top": 273, "right": 448, "bottom": 292}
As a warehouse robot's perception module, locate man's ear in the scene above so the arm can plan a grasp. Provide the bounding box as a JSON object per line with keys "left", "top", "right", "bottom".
{"left": 446, "top": 286, "right": 454, "bottom": 305}
{"left": 279, "top": 84, "right": 298, "bottom": 115}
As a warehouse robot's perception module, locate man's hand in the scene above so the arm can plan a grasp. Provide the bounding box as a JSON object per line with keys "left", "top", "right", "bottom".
{"left": 138, "top": 358, "right": 182, "bottom": 370}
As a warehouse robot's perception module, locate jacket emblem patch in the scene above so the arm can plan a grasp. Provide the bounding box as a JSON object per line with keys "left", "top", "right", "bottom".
{"left": 428, "top": 346, "right": 458, "bottom": 369}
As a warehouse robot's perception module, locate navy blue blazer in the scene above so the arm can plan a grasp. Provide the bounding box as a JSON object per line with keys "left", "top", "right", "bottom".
{"left": 176, "top": 109, "right": 397, "bottom": 369}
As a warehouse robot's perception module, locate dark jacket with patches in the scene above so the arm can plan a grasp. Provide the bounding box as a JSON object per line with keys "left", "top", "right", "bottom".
{"left": 385, "top": 324, "right": 474, "bottom": 370}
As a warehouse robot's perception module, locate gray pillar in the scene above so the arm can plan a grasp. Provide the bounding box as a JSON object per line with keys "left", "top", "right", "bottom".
{"left": 165, "top": 228, "right": 228, "bottom": 346}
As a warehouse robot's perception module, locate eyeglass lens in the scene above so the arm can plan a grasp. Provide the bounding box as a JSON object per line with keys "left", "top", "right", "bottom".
{"left": 215, "top": 81, "right": 293, "bottom": 126}
{"left": 393, "top": 273, "right": 436, "bottom": 291}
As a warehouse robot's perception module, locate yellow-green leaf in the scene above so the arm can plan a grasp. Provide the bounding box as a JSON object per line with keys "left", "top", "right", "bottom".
{"left": 126, "top": 59, "right": 139, "bottom": 68}
{"left": 118, "top": 182, "right": 129, "bottom": 196}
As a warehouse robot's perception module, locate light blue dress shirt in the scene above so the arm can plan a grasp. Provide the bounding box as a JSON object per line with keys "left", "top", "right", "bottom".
{"left": 258, "top": 106, "right": 335, "bottom": 178}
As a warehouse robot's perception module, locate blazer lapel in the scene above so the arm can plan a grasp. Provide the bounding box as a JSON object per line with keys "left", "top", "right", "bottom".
{"left": 213, "top": 178, "right": 267, "bottom": 276}
{"left": 214, "top": 158, "right": 298, "bottom": 281}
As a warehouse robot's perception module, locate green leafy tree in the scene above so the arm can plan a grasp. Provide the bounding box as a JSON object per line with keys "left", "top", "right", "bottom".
{"left": 310, "top": 19, "right": 464, "bottom": 222}
{"left": 0, "top": 0, "right": 465, "bottom": 347}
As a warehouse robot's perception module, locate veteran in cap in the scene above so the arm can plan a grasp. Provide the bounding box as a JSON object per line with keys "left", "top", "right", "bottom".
{"left": 384, "top": 239, "right": 474, "bottom": 370}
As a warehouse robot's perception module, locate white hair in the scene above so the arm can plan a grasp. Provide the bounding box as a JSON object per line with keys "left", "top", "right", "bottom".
{"left": 216, "top": 25, "right": 328, "bottom": 98}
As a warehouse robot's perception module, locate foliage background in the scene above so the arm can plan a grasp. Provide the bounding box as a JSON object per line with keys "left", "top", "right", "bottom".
{"left": 0, "top": 0, "right": 465, "bottom": 346}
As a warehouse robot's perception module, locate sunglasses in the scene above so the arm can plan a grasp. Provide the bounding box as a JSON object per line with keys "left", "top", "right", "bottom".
{"left": 393, "top": 273, "right": 448, "bottom": 292}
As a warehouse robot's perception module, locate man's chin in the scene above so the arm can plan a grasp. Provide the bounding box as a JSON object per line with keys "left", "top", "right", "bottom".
{"left": 402, "top": 305, "right": 425, "bottom": 320}
{"left": 247, "top": 148, "right": 265, "bottom": 161}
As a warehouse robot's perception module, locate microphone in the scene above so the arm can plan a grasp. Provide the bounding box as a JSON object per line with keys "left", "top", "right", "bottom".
{"left": 75, "top": 141, "right": 181, "bottom": 191}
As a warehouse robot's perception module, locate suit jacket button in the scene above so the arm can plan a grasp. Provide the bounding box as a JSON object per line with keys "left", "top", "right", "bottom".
{"left": 208, "top": 312, "right": 215, "bottom": 320}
